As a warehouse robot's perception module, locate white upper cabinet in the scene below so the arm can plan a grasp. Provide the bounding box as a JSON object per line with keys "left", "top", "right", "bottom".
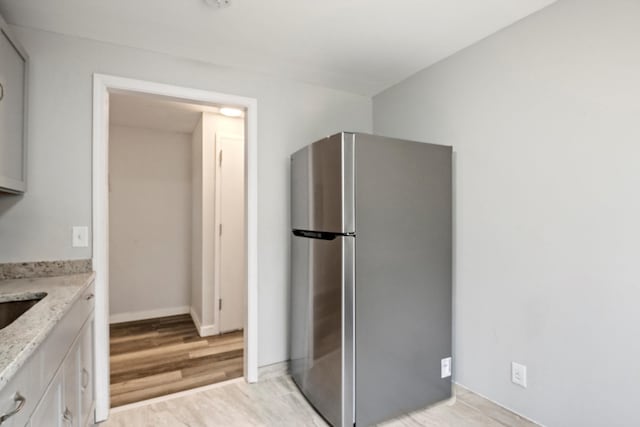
{"left": 0, "top": 13, "right": 28, "bottom": 194}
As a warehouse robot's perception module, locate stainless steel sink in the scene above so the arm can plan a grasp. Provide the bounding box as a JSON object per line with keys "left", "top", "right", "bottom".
{"left": 0, "top": 293, "right": 46, "bottom": 330}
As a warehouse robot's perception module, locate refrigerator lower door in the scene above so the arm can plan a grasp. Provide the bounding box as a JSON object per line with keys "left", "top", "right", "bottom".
{"left": 290, "top": 232, "right": 354, "bottom": 427}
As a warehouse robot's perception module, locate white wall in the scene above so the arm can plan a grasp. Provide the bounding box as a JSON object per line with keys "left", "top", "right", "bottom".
{"left": 190, "top": 116, "right": 204, "bottom": 328}
{"left": 0, "top": 27, "right": 372, "bottom": 366}
{"left": 191, "top": 112, "right": 244, "bottom": 334}
{"left": 373, "top": 0, "right": 640, "bottom": 425}
{"left": 109, "top": 125, "right": 192, "bottom": 322}
{"left": 190, "top": 114, "right": 216, "bottom": 332}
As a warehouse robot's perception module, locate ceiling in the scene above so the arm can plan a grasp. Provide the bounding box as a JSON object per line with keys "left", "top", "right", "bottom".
{"left": 0, "top": 0, "right": 557, "bottom": 95}
{"left": 109, "top": 92, "right": 243, "bottom": 133}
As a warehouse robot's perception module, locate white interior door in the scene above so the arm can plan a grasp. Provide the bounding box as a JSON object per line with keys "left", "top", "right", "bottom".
{"left": 216, "top": 134, "right": 245, "bottom": 333}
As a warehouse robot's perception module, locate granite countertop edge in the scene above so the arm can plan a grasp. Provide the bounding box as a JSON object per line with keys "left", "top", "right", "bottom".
{"left": 0, "top": 272, "right": 95, "bottom": 390}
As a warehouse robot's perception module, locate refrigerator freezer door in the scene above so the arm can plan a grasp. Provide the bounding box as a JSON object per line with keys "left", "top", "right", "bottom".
{"left": 290, "top": 233, "right": 354, "bottom": 427}
{"left": 291, "top": 133, "right": 355, "bottom": 233}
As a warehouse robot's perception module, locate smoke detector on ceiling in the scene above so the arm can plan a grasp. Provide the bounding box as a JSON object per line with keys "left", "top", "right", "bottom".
{"left": 204, "top": 0, "right": 231, "bottom": 8}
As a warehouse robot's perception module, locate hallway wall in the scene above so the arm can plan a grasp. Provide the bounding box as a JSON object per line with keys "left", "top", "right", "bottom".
{"left": 109, "top": 124, "right": 192, "bottom": 322}
{"left": 191, "top": 113, "right": 244, "bottom": 334}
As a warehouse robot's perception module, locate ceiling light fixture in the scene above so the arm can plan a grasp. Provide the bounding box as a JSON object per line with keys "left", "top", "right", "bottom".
{"left": 204, "top": 0, "right": 231, "bottom": 8}
{"left": 220, "top": 107, "right": 243, "bottom": 117}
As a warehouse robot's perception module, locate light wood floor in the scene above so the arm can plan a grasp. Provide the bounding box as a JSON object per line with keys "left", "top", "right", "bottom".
{"left": 104, "top": 370, "right": 538, "bottom": 426}
{"left": 109, "top": 314, "right": 243, "bottom": 407}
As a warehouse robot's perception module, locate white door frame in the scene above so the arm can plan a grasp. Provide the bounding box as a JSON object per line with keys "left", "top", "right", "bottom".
{"left": 92, "top": 74, "right": 259, "bottom": 422}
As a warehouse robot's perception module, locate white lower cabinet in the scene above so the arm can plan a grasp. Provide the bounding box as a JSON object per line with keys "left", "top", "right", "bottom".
{"left": 62, "top": 339, "right": 81, "bottom": 427}
{"left": 0, "top": 281, "right": 95, "bottom": 427}
{"left": 30, "top": 370, "right": 63, "bottom": 427}
{"left": 79, "top": 320, "right": 94, "bottom": 427}
{"left": 29, "top": 321, "right": 94, "bottom": 427}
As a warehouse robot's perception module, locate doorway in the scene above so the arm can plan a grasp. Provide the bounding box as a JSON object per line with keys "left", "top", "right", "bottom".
{"left": 107, "top": 91, "right": 247, "bottom": 407}
{"left": 92, "top": 75, "right": 258, "bottom": 422}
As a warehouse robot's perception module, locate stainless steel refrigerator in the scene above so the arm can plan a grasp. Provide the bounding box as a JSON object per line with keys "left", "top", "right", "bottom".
{"left": 290, "top": 132, "right": 452, "bottom": 427}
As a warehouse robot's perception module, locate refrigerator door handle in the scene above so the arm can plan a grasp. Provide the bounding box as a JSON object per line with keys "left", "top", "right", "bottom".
{"left": 292, "top": 230, "right": 337, "bottom": 240}
{"left": 292, "top": 229, "right": 355, "bottom": 240}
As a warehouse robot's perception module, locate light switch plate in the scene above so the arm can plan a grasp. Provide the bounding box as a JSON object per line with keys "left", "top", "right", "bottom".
{"left": 441, "top": 357, "right": 452, "bottom": 378}
{"left": 511, "top": 362, "right": 527, "bottom": 388}
{"left": 72, "top": 226, "right": 89, "bottom": 248}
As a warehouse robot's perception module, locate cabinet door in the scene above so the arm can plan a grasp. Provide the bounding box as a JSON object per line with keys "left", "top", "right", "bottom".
{"left": 30, "top": 370, "right": 64, "bottom": 427}
{"left": 62, "top": 340, "right": 81, "bottom": 427}
{"left": 0, "top": 20, "right": 27, "bottom": 193}
{"left": 79, "top": 318, "right": 94, "bottom": 426}
{"left": 0, "top": 365, "right": 32, "bottom": 427}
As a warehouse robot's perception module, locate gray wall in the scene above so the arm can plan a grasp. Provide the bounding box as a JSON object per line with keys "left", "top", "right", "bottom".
{"left": 109, "top": 125, "right": 192, "bottom": 321}
{"left": 373, "top": 0, "right": 640, "bottom": 425}
{"left": 0, "top": 26, "right": 372, "bottom": 366}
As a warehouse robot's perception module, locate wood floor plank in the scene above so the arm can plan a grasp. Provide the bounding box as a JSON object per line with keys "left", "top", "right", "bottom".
{"left": 188, "top": 341, "right": 244, "bottom": 358}
{"left": 110, "top": 370, "right": 229, "bottom": 408}
{"left": 110, "top": 370, "right": 183, "bottom": 396}
{"left": 109, "top": 331, "right": 160, "bottom": 343}
{"left": 111, "top": 314, "right": 192, "bottom": 329}
{"left": 109, "top": 314, "right": 244, "bottom": 407}
{"left": 110, "top": 331, "right": 202, "bottom": 355}
{"left": 181, "top": 355, "right": 243, "bottom": 378}
{"left": 110, "top": 339, "right": 210, "bottom": 364}
{"left": 110, "top": 349, "right": 244, "bottom": 383}
{"left": 110, "top": 353, "right": 189, "bottom": 377}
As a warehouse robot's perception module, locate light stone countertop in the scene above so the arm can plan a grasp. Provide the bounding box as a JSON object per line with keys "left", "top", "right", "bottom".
{"left": 0, "top": 272, "right": 95, "bottom": 390}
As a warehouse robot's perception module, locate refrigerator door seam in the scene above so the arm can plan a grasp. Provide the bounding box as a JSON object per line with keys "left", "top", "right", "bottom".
{"left": 342, "top": 234, "right": 356, "bottom": 427}
{"left": 342, "top": 132, "right": 356, "bottom": 234}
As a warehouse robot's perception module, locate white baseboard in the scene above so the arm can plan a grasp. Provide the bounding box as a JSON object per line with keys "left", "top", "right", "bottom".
{"left": 109, "top": 306, "right": 190, "bottom": 324}
{"left": 200, "top": 324, "right": 218, "bottom": 336}
{"left": 190, "top": 307, "right": 202, "bottom": 332}
{"left": 258, "top": 361, "right": 289, "bottom": 381}
{"left": 453, "top": 382, "right": 544, "bottom": 426}
{"left": 190, "top": 307, "right": 218, "bottom": 337}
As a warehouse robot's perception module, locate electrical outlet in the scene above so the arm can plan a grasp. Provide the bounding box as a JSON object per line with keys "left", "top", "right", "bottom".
{"left": 72, "top": 226, "right": 89, "bottom": 248}
{"left": 511, "top": 362, "right": 527, "bottom": 388}
{"left": 441, "top": 357, "right": 452, "bottom": 378}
